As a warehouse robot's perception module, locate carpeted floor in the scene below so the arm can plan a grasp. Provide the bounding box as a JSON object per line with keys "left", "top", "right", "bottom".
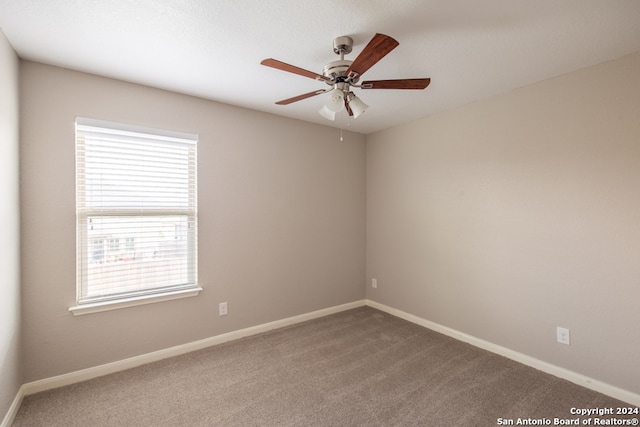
{"left": 13, "top": 307, "right": 637, "bottom": 426}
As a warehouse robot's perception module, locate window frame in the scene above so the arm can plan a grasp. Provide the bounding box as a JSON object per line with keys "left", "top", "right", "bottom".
{"left": 70, "top": 118, "right": 201, "bottom": 316}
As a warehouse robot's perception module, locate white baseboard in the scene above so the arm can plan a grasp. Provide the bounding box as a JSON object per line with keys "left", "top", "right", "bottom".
{"left": 365, "top": 299, "right": 640, "bottom": 407}
{"left": 5, "top": 301, "right": 366, "bottom": 425}
{"left": 20, "top": 300, "right": 366, "bottom": 397}
{"left": 1, "top": 384, "right": 25, "bottom": 427}
{"left": 7, "top": 297, "right": 637, "bottom": 426}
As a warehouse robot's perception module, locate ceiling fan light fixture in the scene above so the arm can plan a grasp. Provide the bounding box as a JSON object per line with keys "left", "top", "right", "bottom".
{"left": 325, "top": 88, "right": 345, "bottom": 113}
{"left": 348, "top": 94, "right": 369, "bottom": 118}
{"left": 319, "top": 105, "right": 336, "bottom": 121}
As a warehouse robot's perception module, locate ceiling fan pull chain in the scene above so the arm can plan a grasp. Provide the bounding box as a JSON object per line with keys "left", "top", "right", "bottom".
{"left": 340, "top": 109, "right": 351, "bottom": 141}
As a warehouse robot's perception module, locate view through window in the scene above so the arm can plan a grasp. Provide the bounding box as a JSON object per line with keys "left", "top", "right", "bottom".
{"left": 74, "top": 118, "right": 198, "bottom": 309}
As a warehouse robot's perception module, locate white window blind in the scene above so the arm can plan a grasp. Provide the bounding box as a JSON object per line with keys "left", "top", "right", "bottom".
{"left": 75, "top": 118, "right": 198, "bottom": 309}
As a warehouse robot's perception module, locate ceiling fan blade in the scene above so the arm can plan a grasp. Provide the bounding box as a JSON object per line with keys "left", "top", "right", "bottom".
{"left": 344, "top": 98, "right": 354, "bottom": 117}
{"left": 345, "top": 33, "right": 399, "bottom": 78}
{"left": 261, "top": 58, "right": 330, "bottom": 82}
{"left": 361, "top": 78, "right": 431, "bottom": 90}
{"left": 275, "top": 89, "right": 327, "bottom": 105}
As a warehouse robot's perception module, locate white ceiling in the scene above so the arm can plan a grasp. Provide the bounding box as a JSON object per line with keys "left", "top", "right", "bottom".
{"left": 2, "top": 0, "right": 640, "bottom": 134}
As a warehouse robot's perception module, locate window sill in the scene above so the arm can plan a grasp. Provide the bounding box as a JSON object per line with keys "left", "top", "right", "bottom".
{"left": 69, "top": 287, "right": 203, "bottom": 316}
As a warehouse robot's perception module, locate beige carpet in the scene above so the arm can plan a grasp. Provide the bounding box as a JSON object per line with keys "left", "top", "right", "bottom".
{"left": 13, "top": 307, "right": 636, "bottom": 426}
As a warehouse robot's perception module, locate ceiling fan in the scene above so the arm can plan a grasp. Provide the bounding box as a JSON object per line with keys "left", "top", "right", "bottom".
{"left": 261, "top": 33, "right": 431, "bottom": 121}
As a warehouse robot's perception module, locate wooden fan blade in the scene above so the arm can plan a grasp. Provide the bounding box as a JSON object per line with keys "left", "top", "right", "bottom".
{"left": 345, "top": 33, "right": 399, "bottom": 78}
{"left": 361, "top": 78, "right": 431, "bottom": 90}
{"left": 261, "top": 58, "right": 330, "bottom": 82}
{"left": 275, "top": 89, "right": 327, "bottom": 105}
{"left": 344, "top": 98, "right": 354, "bottom": 117}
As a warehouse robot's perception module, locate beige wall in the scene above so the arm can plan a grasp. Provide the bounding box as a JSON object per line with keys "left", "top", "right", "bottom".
{"left": 14, "top": 50, "right": 640, "bottom": 401}
{"left": 19, "top": 62, "right": 366, "bottom": 382}
{"left": 0, "top": 30, "right": 21, "bottom": 418}
{"left": 367, "top": 52, "right": 640, "bottom": 394}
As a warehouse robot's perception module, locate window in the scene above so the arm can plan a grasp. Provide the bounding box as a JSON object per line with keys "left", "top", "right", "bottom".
{"left": 71, "top": 118, "right": 200, "bottom": 315}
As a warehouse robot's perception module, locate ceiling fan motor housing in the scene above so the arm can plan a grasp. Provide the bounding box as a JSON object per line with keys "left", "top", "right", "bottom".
{"left": 323, "top": 60, "right": 355, "bottom": 82}
{"left": 326, "top": 36, "right": 358, "bottom": 85}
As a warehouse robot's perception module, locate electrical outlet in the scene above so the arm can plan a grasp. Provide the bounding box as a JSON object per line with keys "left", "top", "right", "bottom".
{"left": 372, "top": 278, "right": 378, "bottom": 288}
{"left": 219, "top": 302, "right": 228, "bottom": 316}
{"left": 557, "top": 326, "right": 570, "bottom": 345}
